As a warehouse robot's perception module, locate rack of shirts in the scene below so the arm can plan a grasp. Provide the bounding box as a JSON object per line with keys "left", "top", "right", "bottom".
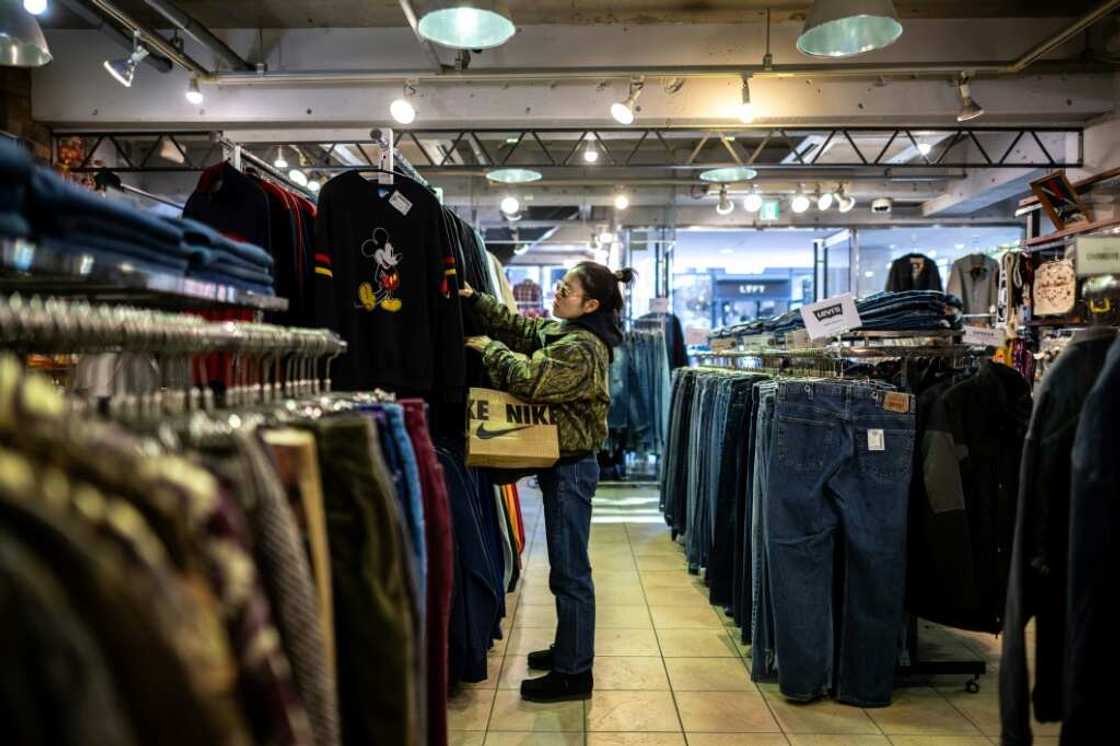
{"left": 0, "top": 294, "right": 522, "bottom": 746}
{"left": 662, "top": 341, "right": 1012, "bottom": 707}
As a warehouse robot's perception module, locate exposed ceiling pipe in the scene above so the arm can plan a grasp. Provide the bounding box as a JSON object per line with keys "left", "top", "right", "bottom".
{"left": 398, "top": 0, "right": 447, "bottom": 73}
{"left": 138, "top": 0, "right": 254, "bottom": 71}
{"left": 205, "top": 1, "right": 1120, "bottom": 87}
{"left": 55, "top": 0, "right": 173, "bottom": 72}
{"left": 82, "top": 0, "right": 211, "bottom": 77}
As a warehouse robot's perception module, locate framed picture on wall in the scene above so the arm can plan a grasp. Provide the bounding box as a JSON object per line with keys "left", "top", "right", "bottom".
{"left": 1030, "top": 171, "right": 1092, "bottom": 231}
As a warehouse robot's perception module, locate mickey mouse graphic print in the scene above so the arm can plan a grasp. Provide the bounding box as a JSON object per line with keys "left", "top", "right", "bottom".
{"left": 311, "top": 171, "right": 467, "bottom": 397}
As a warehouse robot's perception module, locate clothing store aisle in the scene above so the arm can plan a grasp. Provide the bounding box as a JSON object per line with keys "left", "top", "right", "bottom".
{"left": 448, "top": 483, "right": 1041, "bottom": 746}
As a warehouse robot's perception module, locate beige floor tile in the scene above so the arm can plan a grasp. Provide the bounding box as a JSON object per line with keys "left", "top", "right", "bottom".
{"left": 632, "top": 544, "right": 685, "bottom": 558}
{"left": 936, "top": 686, "right": 1060, "bottom": 738}
{"left": 664, "top": 657, "right": 754, "bottom": 691}
{"left": 594, "top": 556, "right": 641, "bottom": 572}
{"left": 886, "top": 737, "right": 994, "bottom": 746}
{"left": 657, "top": 628, "right": 740, "bottom": 657}
{"left": 867, "top": 689, "right": 982, "bottom": 736}
{"left": 490, "top": 632, "right": 510, "bottom": 657}
{"left": 597, "top": 605, "right": 655, "bottom": 629}
{"left": 597, "top": 627, "right": 662, "bottom": 656}
{"left": 649, "top": 605, "right": 725, "bottom": 629}
{"left": 488, "top": 690, "right": 585, "bottom": 732}
{"left": 586, "top": 690, "right": 682, "bottom": 732}
{"left": 594, "top": 570, "right": 645, "bottom": 587}
{"left": 636, "top": 554, "right": 690, "bottom": 572}
{"left": 643, "top": 585, "right": 711, "bottom": 607}
{"left": 687, "top": 736, "right": 791, "bottom": 746}
{"left": 513, "top": 604, "right": 556, "bottom": 628}
{"left": 484, "top": 732, "right": 583, "bottom": 746}
{"left": 447, "top": 688, "right": 496, "bottom": 731}
{"left": 764, "top": 698, "right": 881, "bottom": 734}
{"left": 597, "top": 584, "right": 648, "bottom": 605}
{"left": 785, "top": 737, "right": 889, "bottom": 746}
{"left": 639, "top": 571, "right": 706, "bottom": 591}
{"left": 586, "top": 733, "right": 686, "bottom": 746}
{"left": 498, "top": 655, "right": 536, "bottom": 689}
{"left": 675, "top": 691, "right": 781, "bottom": 733}
{"left": 448, "top": 732, "right": 487, "bottom": 746}
{"left": 593, "top": 656, "right": 671, "bottom": 690}
{"left": 507, "top": 627, "right": 556, "bottom": 655}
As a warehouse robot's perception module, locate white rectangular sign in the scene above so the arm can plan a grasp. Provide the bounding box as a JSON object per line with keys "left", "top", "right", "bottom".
{"left": 800, "top": 294, "right": 862, "bottom": 340}
{"left": 1076, "top": 236, "right": 1120, "bottom": 276}
{"left": 962, "top": 325, "right": 1008, "bottom": 348}
{"left": 649, "top": 298, "right": 671, "bottom": 313}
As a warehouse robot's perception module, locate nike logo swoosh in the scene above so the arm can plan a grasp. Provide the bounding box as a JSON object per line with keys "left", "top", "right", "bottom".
{"left": 476, "top": 424, "right": 534, "bottom": 440}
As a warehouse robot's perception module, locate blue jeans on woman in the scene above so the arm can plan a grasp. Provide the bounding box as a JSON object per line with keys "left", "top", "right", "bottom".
{"left": 537, "top": 455, "right": 599, "bottom": 675}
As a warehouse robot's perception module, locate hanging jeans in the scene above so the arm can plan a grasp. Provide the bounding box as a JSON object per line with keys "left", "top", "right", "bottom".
{"left": 766, "top": 381, "right": 916, "bottom": 707}
{"left": 537, "top": 455, "right": 599, "bottom": 675}
{"left": 750, "top": 383, "right": 779, "bottom": 681}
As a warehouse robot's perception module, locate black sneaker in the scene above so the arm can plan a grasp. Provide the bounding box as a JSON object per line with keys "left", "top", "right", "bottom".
{"left": 520, "top": 670, "right": 593, "bottom": 703}
{"left": 527, "top": 646, "right": 554, "bottom": 671}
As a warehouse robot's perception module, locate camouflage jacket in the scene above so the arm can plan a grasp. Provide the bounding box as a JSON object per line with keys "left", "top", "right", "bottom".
{"left": 471, "top": 293, "right": 611, "bottom": 457}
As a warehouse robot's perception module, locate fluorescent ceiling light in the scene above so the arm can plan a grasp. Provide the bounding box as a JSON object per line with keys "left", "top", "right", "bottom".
{"left": 699, "top": 166, "right": 758, "bottom": 183}
{"left": 185, "top": 77, "right": 204, "bottom": 105}
{"left": 417, "top": 2, "right": 516, "bottom": 50}
{"left": 500, "top": 195, "right": 521, "bottom": 215}
{"left": 23, "top": 0, "right": 47, "bottom": 16}
{"left": 797, "top": 0, "right": 903, "bottom": 58}
{"left": 486, "top": 168, "right": 542, "bottom": 184}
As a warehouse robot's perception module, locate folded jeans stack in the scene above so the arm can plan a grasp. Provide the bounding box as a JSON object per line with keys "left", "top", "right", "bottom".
{"left": 175, "top": 217, "right": 276, "bottom": 295}
{"left": 765, "top": 291, "right": 963, "bottom": 342}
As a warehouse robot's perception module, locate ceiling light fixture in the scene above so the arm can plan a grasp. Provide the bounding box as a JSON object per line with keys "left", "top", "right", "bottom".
{"left": 716, "top": 186, "right": 735, "bottom": 216}
{"left": 791, "top": 189, "right": 811, "bottom": 214}
{"left": 611, "top": 79, "right": 643, "bottom": 125}
{"left": 103, "top": 31, "right": 148, "bottom": 87}
{"left": 500, "top": 195, "right": 521, "bottom": 215}
{"left": 599, "top": 230, "right": 618, "bottom": 244}
{"left": 614, "top": 192, "right": 630, "bottom": 210}
{"left": 273, "top": 147, "right": 288, "bottom": 170}
{"left": 185, "top": 77, "right": 204, "bottom": 105}
{"left": 956, "top": 74, "right": 984, "bottom": 122}
{"left": 288, "top": 168, "right": 308, "bottom": 187}
{"left": 699, "top": 166, "right": 758, "bottom": 183}
{"left": 817, "top": 189, "right": 834, "bottom": 211}
{"left": 582, "top": 137, "right": 600, "bottom": 164}
{"left": 917, "top": 142, "right": 933, "bottom": 156}
{"left": 737, "top": 75, "right": 755, "bottom": 124}
{"left": 797, "top": 0, "right": 903, "bottom": 58}
{"left": 743, "top": 189, "right": 764, "bottom": 213}
{"left": 1, "top": 0, "right": 51, "bottom": 66}
{"left": 23, "top": 0, "right": 47, "bottom": 16}
{"left": 308, "top": 177, "right": 322, "bottom": 193}
{"left": 835, "top": 184, "right": 856, "bottom": 213}
{"left": 390, "top": 83, "right": 417, "bottom": 125}
{"left": 417, "top": 1, "right": 516, "bottom": 50}
{"left": 486, "top": 168, "right": 542, "bottom": 184}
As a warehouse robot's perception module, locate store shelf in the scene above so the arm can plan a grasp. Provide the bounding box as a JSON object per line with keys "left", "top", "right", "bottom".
{"left": 0, "top": 239, "right": 289, "bottom": 313}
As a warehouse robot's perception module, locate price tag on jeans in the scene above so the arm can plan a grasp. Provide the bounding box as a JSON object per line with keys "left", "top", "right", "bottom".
{"left": 962, "top": 325, "right": 1008, "bottom": 348}
{"left": 1076, "top": 235, "right": 1120, "bottom": 276}
{"left": 868, "top": 429, "right": 885, "bottom": 451}
{"left": 800, "top": 293, "right": 862, "bottom": 341}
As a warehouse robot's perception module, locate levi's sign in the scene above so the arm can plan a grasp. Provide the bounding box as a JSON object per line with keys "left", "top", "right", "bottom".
{"left": 800, "top": 293, "right": 862, "bottom": 340}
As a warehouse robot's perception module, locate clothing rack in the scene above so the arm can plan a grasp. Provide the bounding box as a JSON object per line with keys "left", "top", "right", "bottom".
{"left": 92, "top": 168, "right": 186, "bottom": 211}
{"left": 218, "top": 136, "right": 318, "bottom": 200}
{"left": 691, "top": 343, "right": 988, "bottom": 692}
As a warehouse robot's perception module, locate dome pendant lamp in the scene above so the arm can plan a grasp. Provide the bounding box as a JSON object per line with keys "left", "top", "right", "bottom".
{"left": 797, "top": 0, "right": 903, "bottom": 58}
{"left": 416, "top": 1, "right": 516, "bottom": 50}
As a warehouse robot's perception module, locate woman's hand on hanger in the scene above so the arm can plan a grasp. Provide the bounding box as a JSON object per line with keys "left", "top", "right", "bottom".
{"left": 465, "top": 335, "right": 492, "bottom": 352}
{"left": 459, "top": 281, "right": 475, "bottom": 300}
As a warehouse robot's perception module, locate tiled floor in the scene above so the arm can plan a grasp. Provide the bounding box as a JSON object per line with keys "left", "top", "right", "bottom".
{"left": 448, "top": 483, "right": 1056, "bottom": 746}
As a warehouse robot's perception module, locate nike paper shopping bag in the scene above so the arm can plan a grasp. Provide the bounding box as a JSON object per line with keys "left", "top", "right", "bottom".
{"left": 466, "top": 387, "right": 560, "bottom": 469}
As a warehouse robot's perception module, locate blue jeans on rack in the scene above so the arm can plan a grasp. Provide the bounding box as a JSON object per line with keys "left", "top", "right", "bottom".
{"left": 750, "top": 383, "right": 779, "bottom": 681}
{"left": 538, "top": 454, "right": 599, "bottom": 675}
{"left": 766, "top": 381, "right": 916, "bottom": 707}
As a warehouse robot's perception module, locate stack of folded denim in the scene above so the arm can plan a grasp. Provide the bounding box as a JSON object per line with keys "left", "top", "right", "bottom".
{"left": 175, "top": 217, "right": 275, "bottom": 295}
{"left": 0, "top": 139, "right": 33, "bottom": 241}
{"left": 769, "top": 290, "right": 963, "bottom": 342}
{"left": 28, "top": 166, "right": 193, "bottom": 277}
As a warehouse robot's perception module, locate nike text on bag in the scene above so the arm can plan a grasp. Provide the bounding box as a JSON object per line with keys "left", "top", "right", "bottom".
{"left": 466, "top": 387, "right": 560, "bottom": 469}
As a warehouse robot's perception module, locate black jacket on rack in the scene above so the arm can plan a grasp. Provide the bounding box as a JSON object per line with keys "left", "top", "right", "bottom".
{"left": 886, "top": 253, "right": 944, "bottom": 292}
{"left": 312, "top": 170, "right": 466, "bottom": 402}
{"left": 907, "top": 360, "right": 1032, "bottom": 632}
{"left": 638, "top": 312, "right": 689, "bottom": 369}
{"left": 1000, "top": 327, "right": 1117, "bottom": 745}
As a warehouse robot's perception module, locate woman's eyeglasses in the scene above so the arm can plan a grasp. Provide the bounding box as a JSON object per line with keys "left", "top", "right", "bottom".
{"left": 554, "top": 282, "right": 584, "bottom": 300}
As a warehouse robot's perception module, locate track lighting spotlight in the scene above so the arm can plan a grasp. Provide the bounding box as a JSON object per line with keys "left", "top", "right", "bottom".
{"left": 23, "top": 0, "right": 48, "bottom": 16}
{"left": 308, "top": 177, "right": 322, "bottom": 193}
{"left": 500, "top": 195, "right": 521, "bottom": 215}
{"left": 737, "top": 76, "right": 755, "bottom": 124}
{"left": 583, "top": 137, "right": 600, "bottom": 163}
{"left": 185, "top": 77, "right": 204, "bottom": 105}
{"left": 836, "top": 184, "right": 857, "bottom": 213}
{"left": 288, "top": 169, "right": 308, "bottom": 187}
{"left": 957, "top": 74, "right": 984, "bottom": 122}
{"left": 611, "top": 80, "right": 643, "bottom": 125}
{"left": 598, "top": 230, "right": 618, "bottom": 244}
{"left": 614, "top": 192, "right": 630, "bottom": 210}
{"left": 390, "top": 83, "right": 417, "bottom": 125}
{"left": 817, "top": 190, "right": 834, "bottom": 211}
{"left": 273, "top": 147, "right": 288, "bottom": 170}
{"left": 103, "top": 31, "right": 149, "bottom": 88}
{"left": 791, "top": 190, "right": 811, "bottom": 214}
{"left": 743, "top": 190, "right": 764, "bottom": 213}
{"left": 716, "top": 186, "right": 735, "bottom": 216}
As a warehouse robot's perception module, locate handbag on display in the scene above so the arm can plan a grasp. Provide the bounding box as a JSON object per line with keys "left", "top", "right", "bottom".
{"left": 1032, "top": 259, "right": 1077, "bottom": 316}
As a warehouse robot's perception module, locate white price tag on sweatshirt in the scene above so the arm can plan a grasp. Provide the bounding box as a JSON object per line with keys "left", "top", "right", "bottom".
{"left": 388, "top": 190, "right": 413, "bottom": 216}
{"left": 801, "top": 294, "right": 861, "bottom": 341}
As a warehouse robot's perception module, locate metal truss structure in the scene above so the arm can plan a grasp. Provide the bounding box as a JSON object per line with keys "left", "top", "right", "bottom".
{"left": 54, "top": 125, "right": 1083, "bottom": 177}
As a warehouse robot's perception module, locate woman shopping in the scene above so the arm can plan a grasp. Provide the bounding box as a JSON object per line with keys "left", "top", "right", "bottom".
{"left": 461, "top": 262, "right": 634, "bottom": 703}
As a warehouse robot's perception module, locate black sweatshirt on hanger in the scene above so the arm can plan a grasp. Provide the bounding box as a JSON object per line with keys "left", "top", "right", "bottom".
{"left": 886, "top": 253, "right": 943, "bottom": 292}
{"left": 312, "top": 170, "right": 466, "bottom": 400}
